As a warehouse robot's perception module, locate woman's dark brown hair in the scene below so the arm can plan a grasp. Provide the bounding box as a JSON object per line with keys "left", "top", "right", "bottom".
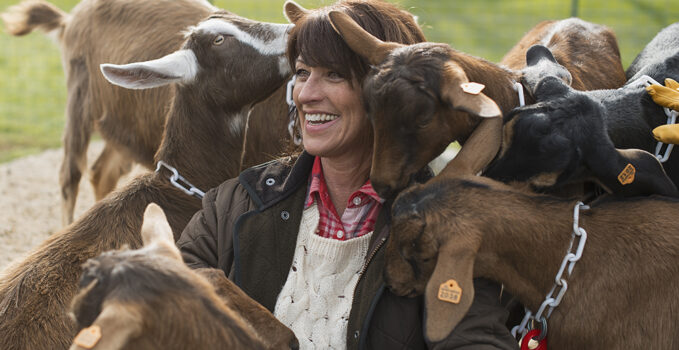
{"left": 286, "top": 0, "right": 426, "bottom": 84}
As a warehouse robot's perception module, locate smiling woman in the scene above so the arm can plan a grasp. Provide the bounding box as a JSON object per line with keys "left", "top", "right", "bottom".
{"left": 176, "top": 1, "right": 517, "bottom": 349}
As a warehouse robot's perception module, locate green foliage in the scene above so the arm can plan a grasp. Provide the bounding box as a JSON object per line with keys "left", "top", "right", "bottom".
{"left": 1, "top": 0, "right": 678, "bottom": 162}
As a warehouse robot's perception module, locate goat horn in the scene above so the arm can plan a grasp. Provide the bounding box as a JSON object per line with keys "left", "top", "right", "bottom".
{"left": 283, "top": 0, "right": 308, "bottom": 24}
{"left": 328, "top": 10, "right": 402, "bottom": 66}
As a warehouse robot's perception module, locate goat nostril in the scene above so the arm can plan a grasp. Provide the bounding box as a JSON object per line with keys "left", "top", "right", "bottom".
{"left": 290, "top": 338, "right": 300, "bottom": 350}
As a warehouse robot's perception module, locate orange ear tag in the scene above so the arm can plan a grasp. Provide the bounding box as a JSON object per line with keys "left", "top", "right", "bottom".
{"left": 617, "top": 163, "right": 636, "bottom": 185}
{"left": 461, "top": 82, "right": 485, "bottom": 95}
{"left": 438, "top": 279, "right": 462, "bottom": 304}
{"left": 73, "top": 325, "right": 102, "bottom": 349}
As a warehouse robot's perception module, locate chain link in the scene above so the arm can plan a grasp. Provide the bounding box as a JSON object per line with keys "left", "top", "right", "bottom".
{"left": 511, "top": 201, "right": 589, "bottom": 340}
{"left": 155, "top": 160, "right": 205, "bottom": 199}
{"left": 636, "top": 74, "right": 678, "bottom": 162}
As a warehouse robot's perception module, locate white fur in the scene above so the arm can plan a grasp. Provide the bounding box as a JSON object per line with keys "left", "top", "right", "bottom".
{"left": 194, "top": 18, "right": 292, "bottom": 56}
{"left": 540, "top": 18, "right": 603, "bottom": 47}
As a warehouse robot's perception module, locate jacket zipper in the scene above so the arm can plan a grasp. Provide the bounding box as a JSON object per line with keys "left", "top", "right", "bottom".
{"left": 358, "top": 237, "right": 387, "bottom": 281}
{"left": 354, "top": 236, "right": 387, "bottom": 349}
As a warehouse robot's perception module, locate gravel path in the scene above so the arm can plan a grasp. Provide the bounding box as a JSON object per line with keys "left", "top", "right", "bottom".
{"left": 0, "top": 141, "right": 147, "bottom": 272}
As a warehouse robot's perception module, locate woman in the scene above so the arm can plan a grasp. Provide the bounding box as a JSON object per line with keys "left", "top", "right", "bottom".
{"left": 178, "top": 1, "right": 517, "bottom": 348}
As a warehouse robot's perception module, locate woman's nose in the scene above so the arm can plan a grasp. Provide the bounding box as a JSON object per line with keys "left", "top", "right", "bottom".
{"left": 296, "top": 75, "right": 323, "bottom": 105}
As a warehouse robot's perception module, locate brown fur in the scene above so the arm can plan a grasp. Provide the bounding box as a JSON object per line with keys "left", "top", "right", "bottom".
{"left": 328, "top": 13, "right": 627, "bottom": 199}
{"left": 68, "top": 204, "right": 297, "bottom": 350}
{"left": 501, "top": 18, "right": 627, "bottom": 90}
{"left": 1, "top": 0, "right": 291, "bottom": 225}
{"left": 387, "top": 175, "right": 679, "bottom": 348}
{"left": 0, "top": 11, "right": 291, "bottom": 350}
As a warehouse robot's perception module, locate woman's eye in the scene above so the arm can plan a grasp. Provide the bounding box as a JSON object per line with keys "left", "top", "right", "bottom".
{"left": 328, "top": 71, "right": 344, "bottom": 80}
{"left": 213, "top": 35, "right": 225, "bottom": 46}
{"left": 295, "top": 69, "right": 310, "bottom": 80}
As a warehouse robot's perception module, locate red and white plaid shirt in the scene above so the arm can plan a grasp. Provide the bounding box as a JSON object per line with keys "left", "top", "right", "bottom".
{"left": 305, "top": 156, "right": 384, "bottom": 241}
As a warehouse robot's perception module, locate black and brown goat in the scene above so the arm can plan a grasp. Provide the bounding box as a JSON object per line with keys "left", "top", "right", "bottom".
{"left": 1, "top": 0, "right": 290, "bottom": 225}
{"left": 386, "top": 175, "right": 679, "bottom": 348}
{"left": 486, "top": 23, "right": 679, "bottom": 194}
{"left": 485, "top": 46, "right": 678, "bottom": 197}
{"left": 68, "top": 203, "right": 298, "bottom": 350}
{"left": 327, "top": 12, "right": 626, "bottom": 199}
{"left": 0, "top": 12, "right": 291, "bottom": 350}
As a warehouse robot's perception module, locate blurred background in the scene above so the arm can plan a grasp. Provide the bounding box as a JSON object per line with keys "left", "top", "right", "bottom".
{"left": 1, "top": 0, "right": 678, "bottom": 162}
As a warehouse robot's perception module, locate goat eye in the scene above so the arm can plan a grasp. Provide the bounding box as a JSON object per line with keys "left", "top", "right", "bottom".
{"left": 213, "top": 35, "right": 225, "bottom": 46}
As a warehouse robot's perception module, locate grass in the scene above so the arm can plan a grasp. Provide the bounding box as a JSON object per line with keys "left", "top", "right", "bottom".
{"left": 1, "top": 0, "right": 678, "bottom": 163}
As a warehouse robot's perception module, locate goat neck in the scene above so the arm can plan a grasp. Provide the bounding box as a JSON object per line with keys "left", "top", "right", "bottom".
{"left": 155, "top": 86, "right": 246, "bottom": 193}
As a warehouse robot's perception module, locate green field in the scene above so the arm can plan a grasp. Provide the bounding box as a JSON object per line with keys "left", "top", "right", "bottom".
{"left": 1, "top": 0, "right": 678, "bottom": 162}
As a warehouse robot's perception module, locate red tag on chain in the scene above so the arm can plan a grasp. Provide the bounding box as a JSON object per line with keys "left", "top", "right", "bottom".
{"left": 520, "top": 329, "right": 547, "bottom": 350}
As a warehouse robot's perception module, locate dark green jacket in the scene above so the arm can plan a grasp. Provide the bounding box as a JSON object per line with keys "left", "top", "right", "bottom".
{"left": 177, "top": 152, "right": 518, "bottom": 349}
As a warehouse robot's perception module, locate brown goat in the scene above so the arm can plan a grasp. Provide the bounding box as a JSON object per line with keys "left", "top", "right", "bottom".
{"left": 386, "top": 175, "right": 679, "bottom": 348}
{"left": 0, "top": 12, "right": 292, "bottom": 350}
{"left": 1, "top": 0, "right": 290, "bottom": 225}
{"left": 328, "top": 12, "right": 627, "bottom": 199}
{"left": 68, "top": 203, "right": 298, "bottom": 350}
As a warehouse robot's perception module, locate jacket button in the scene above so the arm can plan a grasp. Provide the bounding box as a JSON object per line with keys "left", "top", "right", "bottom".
{"left": 265, "top": 178, "right": 276, "bottom": 186}
{"left": 281, "top": 211, "right": 290, "bottom": 220}
{"left": 353, "top": 330, "right": 360, "bottom": 339}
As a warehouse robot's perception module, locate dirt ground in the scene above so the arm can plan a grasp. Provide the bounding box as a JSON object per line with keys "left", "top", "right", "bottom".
{"left": 0, "top": 141, "right": 147, "bottom": 272}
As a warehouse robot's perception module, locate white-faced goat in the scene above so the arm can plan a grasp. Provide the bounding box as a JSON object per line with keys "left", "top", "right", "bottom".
{"left": 327, "top": 12, "right": 627, "bottom": 199}
{"left": 0, "top": 11, "right": 292, "bottom": 350}
{"left": 486, "top": 23, "right": 679, "bottom": 193}
{"left": 68, "top": 203, "right": 298, "bottom": 350}
{"left": 1, "top": 0, "right": 290, "bottom": 225}
{"left": 484, "top": 45, "right": 678, "bottom": 198}
{"left": 385, "top": 175, "right": 679, "bottom": 348}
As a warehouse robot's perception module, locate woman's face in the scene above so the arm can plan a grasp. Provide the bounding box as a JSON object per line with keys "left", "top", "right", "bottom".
{"left": 293, "top": 58, "right": 372, "bottom": 158}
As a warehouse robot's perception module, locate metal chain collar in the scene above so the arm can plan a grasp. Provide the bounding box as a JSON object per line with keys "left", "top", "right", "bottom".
{"left": 511, "top": 201, "right": 590, "bottom": 341}
{"left": 155, "top": 160, "right": 205, "bottom": 199}
{"left": 513, "top": 82, "right": 526, "bottom": 107}
{"left": 285, "top": 75, "right": 302, "bottom": 146}
{"left": 636, "top": 75, "right": 679, "bottom": 163}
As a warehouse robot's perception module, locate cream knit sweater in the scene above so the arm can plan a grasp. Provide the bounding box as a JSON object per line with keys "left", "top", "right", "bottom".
{"left": 274, "top": 203, "right": 373, "bottom": 349}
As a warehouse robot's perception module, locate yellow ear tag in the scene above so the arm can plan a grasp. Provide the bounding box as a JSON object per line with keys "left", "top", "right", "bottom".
{"left": 438, "top": 279, "right": 462, "bottom": 304}
{"left": 73, "top": 325, "right": 102, "bottom": 349}
{"left": 461, "top": 82, "right": 485, "bottom": 95}
{"left": 617, "top": 163, "right": 636, "bottom": 185}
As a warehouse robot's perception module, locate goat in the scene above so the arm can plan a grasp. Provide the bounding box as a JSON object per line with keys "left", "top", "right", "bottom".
{"left": 484, "top": 45, "right": 678, "bottom": 198}
{"left": 1, "top": 0, "right": 290, "bottom": 225}
{"left": 486, "top": 23, "right": 679, "bottom": 193}
{"left": 0, "top": 12, "right": 292, "bottom": 350}
{"left": 327, "top": 12, "right": 626, "bottom": 199}
{"left": 385, "top": 175, "right": 679, "bottom": 348}
{"left": 68, "top": 203, "right": 298, "bottom": 350}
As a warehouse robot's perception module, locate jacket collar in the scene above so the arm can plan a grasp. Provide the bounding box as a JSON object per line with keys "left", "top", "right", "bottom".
{"left": 238, "top": 151, "right": 315, "bottom": 211}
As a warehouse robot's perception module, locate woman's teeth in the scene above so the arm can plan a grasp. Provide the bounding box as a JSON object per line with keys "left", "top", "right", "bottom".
{"left": 306, "top": 113, "right": 339, "bottom": 124}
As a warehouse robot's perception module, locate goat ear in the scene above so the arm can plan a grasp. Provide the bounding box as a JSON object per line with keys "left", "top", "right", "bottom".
{"left": 100, "top": 49, "right": 198, "bottom": 90}
{"left": 327, "top": 10, "right": 402, "bottom": 66}
{"left": 141, "top": 203, "right": 182, "bottom": 261}
{"left": 585, "top": 147, "right": 679, "bottom": 197}
{"left": 283, "top": 0, "right": 308, "bottom": 24}
{"left": 441, "top": 62, "right": 501, "bottom": 118}
{"left": 438, "top": 61, "right": 502, "bottom": 177}
{"left": 70, "top": 301, "right": 143, "bottom": 350}
{"left": 423, "top": 239, "right": 477, "bottom": 343}
{"left": 526, "top": 44, "right": 557, "bottom": 66}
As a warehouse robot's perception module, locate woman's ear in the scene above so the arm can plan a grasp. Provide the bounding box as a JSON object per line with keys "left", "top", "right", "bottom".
{"left": 283, "top": 0, "right": 308, "bottom": 24}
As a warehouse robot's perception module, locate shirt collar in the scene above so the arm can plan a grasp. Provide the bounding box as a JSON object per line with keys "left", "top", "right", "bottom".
{"left": 305, "top": 156, "right": 384, "bottom": 209}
